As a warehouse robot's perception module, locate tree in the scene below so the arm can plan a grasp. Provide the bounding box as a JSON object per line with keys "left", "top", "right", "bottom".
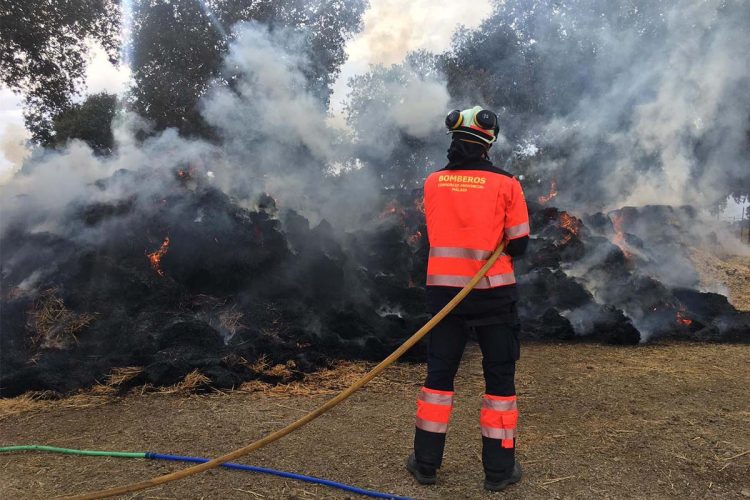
{"left": 442, "top": 0, "right": 750, "bottom": 207}
{"left": 129, "top": 0, "right": 366, "bottom": 137}
{"left": 0, "top": 0, "right": 120, "bottom": 143}
{"left": 345, "top": 55, "right": 449, "bottom": 190}
{"left": 52, "top": 92, "right": 118, "bottom": 154}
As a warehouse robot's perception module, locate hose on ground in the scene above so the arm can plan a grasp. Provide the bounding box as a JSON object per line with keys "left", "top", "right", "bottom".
{"left": 0, "top": 445, "right": 412, "bottom": 500}
{"left": 61, "top": 242, "right": 507, "bottom": 499}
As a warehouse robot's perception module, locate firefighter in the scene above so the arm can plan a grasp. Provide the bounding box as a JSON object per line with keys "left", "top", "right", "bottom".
{"left": 405, "top": 106, "right": 529, "bottom": 491}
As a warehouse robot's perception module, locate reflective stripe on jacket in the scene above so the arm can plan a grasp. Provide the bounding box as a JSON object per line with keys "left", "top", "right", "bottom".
{"left": 424, "top": 168, "right": 530, "bottom": 289}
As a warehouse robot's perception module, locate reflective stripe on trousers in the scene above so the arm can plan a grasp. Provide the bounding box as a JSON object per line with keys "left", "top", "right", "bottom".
{"left": 480, "top": 394, "right": 518, "bottom": 448}
{"left": 415, "top": 387, "right": 454, "bottom": 434}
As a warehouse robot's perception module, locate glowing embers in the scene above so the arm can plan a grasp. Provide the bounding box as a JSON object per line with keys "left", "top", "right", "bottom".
{"left": 146, "top": 236, "right": 170, "bottom": 277}
{"left": 555, "top": 212, "right": 582, "bottom": 246}
{"left": 379, "top": 199, "right": 424, "bottom": 247}
{"left": 408, "top": 230, "right": 423, "bottom": 246}
{"left": 676, "top": 304, "right": 693, "bottom": 326}
{"left": 379, "top": 200, "right": 406, "bottom": 220}
{"left": 414, "top": 196, "right": 425, "bottom": 214}
{"left": 538, "top": 179, "right": 557, "bottom": 204}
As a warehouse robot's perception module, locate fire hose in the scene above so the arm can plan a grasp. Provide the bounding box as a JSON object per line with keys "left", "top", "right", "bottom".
{"left": 58, "top": 242, "right": 507, "bottom": 499}
{"left": 0, "top": 445, "right": 411, "bottom": 499}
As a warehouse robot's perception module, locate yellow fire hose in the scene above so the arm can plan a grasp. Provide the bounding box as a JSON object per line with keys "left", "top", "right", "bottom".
{"left": 64, "top": 242, "right": 507, "bottom": 499}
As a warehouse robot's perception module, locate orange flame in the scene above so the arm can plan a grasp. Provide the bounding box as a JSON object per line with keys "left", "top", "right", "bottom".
{"left": 538, "top": 180, "right": 558, "bottom": 204}
{"left": 610, "top": 212, "right": 632, "bottom": 259}
{"left": 146, "top": 237, "right": 170, "bottom": 277}
{"left": 556, "top": 212, "right": 581, "bottom": 245}
{"left": 676, "top": 303, "right": 693, "bottom": 326}
{"left": 676, "top": 311, "right": 692, "bottom": 326}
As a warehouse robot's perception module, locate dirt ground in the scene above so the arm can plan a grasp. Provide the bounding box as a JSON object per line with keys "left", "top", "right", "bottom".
{"left": 1, "top": 342, "right": 749, "bottom": 499}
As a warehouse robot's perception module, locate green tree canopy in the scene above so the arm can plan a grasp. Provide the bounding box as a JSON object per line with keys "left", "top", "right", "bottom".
{"left": 52, "top": 92, "right": 118, "bottom": 154}
{"left": 129, "top": 0, "right": 366, "bottom": 137}
{"left": 0, "top": 0, "right": 120, "bottom": 143}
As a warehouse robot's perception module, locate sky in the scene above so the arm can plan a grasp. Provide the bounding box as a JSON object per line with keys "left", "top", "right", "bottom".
{"left": 0, "top": 0, "right": 746, "bottom": 219}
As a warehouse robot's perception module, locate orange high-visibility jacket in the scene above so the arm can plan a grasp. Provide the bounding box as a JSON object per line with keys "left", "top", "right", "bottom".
{"left": 424, "top": 167, "right": 529, "bottom": 289}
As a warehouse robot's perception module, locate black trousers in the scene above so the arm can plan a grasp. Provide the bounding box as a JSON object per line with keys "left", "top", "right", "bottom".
{"left": 414, "top": 312, "right": 520, "bottom": 480}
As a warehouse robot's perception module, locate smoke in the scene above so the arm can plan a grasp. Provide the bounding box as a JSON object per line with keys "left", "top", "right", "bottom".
{"left": 0, "top": 21, "right": 458, "bottom": 237}
{"left": 346, "top": 0, "right": 492, "bottom": 66}
{"left": 3, "top": 8, "right": 745, "bottom": 301}
{"left": 200, "top": 22, "right": 451, "bottom": 225}
{"left": 346, "top": 62, "right": 450, "bottom": 153}
{"left": 516, "top": 0, "right": 750, "bottom": 211}
{"left": 0, "top": 123, "right": 30, "bottom": 182}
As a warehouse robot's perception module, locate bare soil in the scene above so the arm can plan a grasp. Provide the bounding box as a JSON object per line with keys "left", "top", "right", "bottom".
{"left": 2, "top": 342, "right": 749, "bottom": 499}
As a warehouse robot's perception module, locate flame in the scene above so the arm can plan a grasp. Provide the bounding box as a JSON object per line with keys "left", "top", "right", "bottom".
{"left": 538, "top": 180, "right": 558, "bottom": 204}
{"left": 676, "top": 311, "right": 693, "bottom": 326}
{"left": 676, "top": 303, "right": 693, "bottom": 326}
{"left": 146, "top": 237, "right": 170, "bottom": 277}
{"left": 556, "top": 212, "right": 581, "bottom": 246}
{"left": 610, "top": 212, "right": 632, "bottom": 259}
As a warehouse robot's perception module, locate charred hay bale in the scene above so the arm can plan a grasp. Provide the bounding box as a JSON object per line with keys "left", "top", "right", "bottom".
{"left": 156, "top": 318, "right": 225, "bottom": 352}
{"left": 6, "top": 348, "right": 113, "bottom": 396}
{"left": 596, "top": 274, "right": 674, "bottom": 318}
{"left": 672, "top": 289, "right": 737, "bottom": 319}
{"left": 518, "top": 268, "right": 594, "bottom": 316}
{"left": 713, "top": 313, "right": 750, "bottom": 342}
{"left": 0, "top": 299, "right": 35, "bottom": 397}
{"left": 77, "top": 198, "right": 135, "bottom": 226}
{"left": 0, "top": 231, "right": 83, "bottom": 293}
{"left": 583, "top": 236, "right": 630, "bottom": 269}
{"left": 582, "top": 212, "right": 610, "bottom": 233}
{"left": 144, "top": 351, "right": 228, "bottom": 388}
{"left": 529, "top": 205, "right": 560, "bottom": 229}
{"left": 370, "top": 274, "right": 425, "bottom": 316}
{"left": 347, "top": 224, "right": 414, "bottom": 279}
{"left": 521, "top": 238, "right": 562, "bottom": 271}
{"left": 588, "top": 306, "right": 641, "bottom": 345}
{"left": 27, "top": 289, "right": 97, "bottom": 349}
{"left": 520, "top": 309, "right": 576, "bottom": 341}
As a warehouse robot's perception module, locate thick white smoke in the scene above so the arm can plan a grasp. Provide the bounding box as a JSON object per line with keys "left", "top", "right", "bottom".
{"left": 532, "top": 0, "right": 750, "bottom": 211}
{"left": 1, "top": 22, "right": 458, "bottom": 235}
{"left": 0, "top": 123, "right": 29, "bottom": 182}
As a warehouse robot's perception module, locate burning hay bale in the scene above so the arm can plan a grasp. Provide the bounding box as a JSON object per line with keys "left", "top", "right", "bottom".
{"left": 0, "top": 169, "right": 747, "bottom": 398}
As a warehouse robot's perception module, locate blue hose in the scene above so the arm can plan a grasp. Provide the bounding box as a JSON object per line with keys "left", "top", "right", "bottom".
{"left": 0, "top": 445, "right": 412, "bottom": 500}
{"left": 145, "top": 453, "right": 412, "bottom": 499}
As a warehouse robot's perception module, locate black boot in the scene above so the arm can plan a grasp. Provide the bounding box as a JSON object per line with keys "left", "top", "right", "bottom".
{"left": 405, "top": 452, "right": 437, "bottom": 485}
{"left": 484, "top": 461, "right": 522, "bottom": 491}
